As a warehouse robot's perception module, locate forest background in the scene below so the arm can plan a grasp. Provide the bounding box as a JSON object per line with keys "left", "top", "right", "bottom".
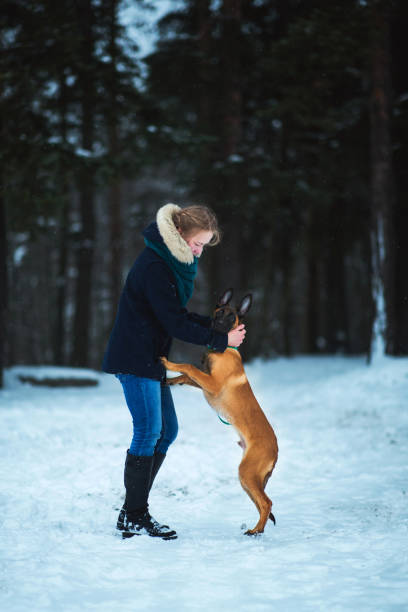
{"left": 1, "top": 0, "right": 407, "bottom": 387}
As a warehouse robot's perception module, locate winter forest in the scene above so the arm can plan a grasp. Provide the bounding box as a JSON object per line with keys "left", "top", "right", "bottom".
{"left": 1, "top": 0, "right": 407, "bottom": 380}
{"left": 2, "top": 3, "right": 408, "bottom": 610}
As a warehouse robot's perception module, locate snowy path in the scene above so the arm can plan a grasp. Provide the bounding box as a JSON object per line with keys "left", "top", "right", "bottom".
{"left": 1, "top": 357, "right": 407, "bottom": 611}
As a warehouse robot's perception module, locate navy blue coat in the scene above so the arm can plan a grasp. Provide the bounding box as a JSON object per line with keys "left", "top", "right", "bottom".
{"left": 102, "top": 222, "right": 228, "bottom": 380}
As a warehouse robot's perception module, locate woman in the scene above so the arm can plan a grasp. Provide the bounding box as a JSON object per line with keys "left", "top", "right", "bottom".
{"left": 102, "top": 203, "right": 246, "bottom": 540}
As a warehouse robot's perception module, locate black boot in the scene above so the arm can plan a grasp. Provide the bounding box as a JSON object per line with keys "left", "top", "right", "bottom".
{"left": 117, "top": 452, "right": 151, "bottom": 532}
{"left": 117, "top": 451, "right": 177, "bottom": 540}
{"left": 149, "top": 451, "right": 166, "bottom": 492}
{"left": 122, "top": 510, "right": 177, "bottom": 540}
{"left": 117, "top": 451, "right": 169, "bottom": 531}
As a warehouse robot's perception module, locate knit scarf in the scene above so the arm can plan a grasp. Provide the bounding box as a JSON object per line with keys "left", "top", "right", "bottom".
{"left": 144, "top": 237, "right": 198, "bottom": 307}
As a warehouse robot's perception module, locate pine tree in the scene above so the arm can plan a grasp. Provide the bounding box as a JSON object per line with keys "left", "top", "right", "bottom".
{"left": 368, "top": 0, "right": 397, "bottom": 359}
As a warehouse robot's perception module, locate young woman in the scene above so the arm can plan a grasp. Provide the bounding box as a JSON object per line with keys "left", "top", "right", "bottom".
{"left": 102, "top": 203, "right": 246, "bottom": 540}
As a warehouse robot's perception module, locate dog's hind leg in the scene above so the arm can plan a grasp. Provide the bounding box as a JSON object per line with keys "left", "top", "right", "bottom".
{"left": 263, "top": 469, "right": 276, "bottom": 525}
{"left": 238, "top": 456, "right": 273, "bottom": 535}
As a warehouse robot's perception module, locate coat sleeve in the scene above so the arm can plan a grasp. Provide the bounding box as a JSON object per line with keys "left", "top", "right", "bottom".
{"left": 143, "top": 261, "right": 227, "bottom": 351}
{"left": 187, "top": 312, "right": 212, "bottom": 328}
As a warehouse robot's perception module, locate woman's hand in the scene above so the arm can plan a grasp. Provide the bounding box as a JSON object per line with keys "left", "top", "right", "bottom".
{"left": 228, "top": 324, "right": 246, "bottom": 347}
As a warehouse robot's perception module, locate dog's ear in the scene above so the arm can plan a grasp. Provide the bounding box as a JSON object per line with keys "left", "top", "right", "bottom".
{"left": 217, "top": 288, "right": 233, "bottom": 307}
{"left": 237, "top": 294, "right": 252, "bottom": 317}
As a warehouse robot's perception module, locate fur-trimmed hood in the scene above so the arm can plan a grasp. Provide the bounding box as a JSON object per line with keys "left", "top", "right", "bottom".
{"left": 155, "top": 203, "right": 194, "bottom": 264}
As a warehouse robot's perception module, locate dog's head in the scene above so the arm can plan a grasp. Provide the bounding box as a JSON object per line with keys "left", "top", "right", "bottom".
{"left": 211, "top": 288, "right": 252, "bottom": 334}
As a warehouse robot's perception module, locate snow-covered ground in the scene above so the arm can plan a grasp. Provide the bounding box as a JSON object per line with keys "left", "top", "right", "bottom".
{"left": 1, "top": 356, "right": 407, "bottom": 611}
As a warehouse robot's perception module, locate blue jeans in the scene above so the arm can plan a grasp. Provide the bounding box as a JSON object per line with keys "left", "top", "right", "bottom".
{"left": 115, "top": 374, "right": 178, "bottom": 456}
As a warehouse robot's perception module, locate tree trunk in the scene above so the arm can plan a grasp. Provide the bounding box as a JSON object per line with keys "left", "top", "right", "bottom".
{"left": 219, "top": 0, "right": 243, "bottom": 292}
{"left": 325, "top": 203, "right": 349, "bottom": 353}
{"left": 306, "top": 248, "right": 319, "bottom": 353}
{"left": 107, "top": 0, "right": 122, "bottom": 324}
{"left": 281, "top": 251, "right": 293, "bottom": 356}
{"left": 194, "top": 0, "right": 218, "bottom": 311}
{"left": 368, "top": 1, "right": 396, "bottom": 359}
{"left": 221, "top": 0, "right": 242, "bottom": 160}
{"left": 304, "top": 207, "right": 319, "bottom": 353}
{"left": 394, "top": 191, "right": 408, "bottom": 353}
{"left": 71, "top": 0, "right": 96, "bottom": 367}
{"left": 278, "top": 125, "right": 294, "bottom": 357}
{"left": 196, "top": 0, "right": 212, "bottom": 142}
{"left": 0, "top": 185, "right": 7, "bottom": 388}
{"left": 54, "top": 70, "right": 69, "bottom": 365}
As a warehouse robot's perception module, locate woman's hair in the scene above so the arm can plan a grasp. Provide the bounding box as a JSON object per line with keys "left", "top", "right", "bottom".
{"left": 172, "top": 205, "right": 221, "bottom": 246}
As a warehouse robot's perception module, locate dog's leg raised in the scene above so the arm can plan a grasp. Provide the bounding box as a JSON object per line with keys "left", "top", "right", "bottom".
{"left": 166, "top": 374, "right": 200, "bottom": 388}
{"left": 161, "top": 357, "right": 220, "bottom": 395}
{"left": 238, "top": 454, "right": 274, "bottom": 535}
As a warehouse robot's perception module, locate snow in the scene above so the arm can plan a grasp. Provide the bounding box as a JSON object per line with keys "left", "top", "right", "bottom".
{"left": 1, "top": 356, "right": 407, "bottom": 611}
{"left": 120, "top": 0, "right": 184, "bottom": 59}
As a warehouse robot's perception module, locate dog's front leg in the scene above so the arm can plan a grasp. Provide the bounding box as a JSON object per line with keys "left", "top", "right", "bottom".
{"left": 161, "top": 357, "right": 219, "bottom": 395}
{"left": 166, "top": 374, "right": 200, "bottom": 388}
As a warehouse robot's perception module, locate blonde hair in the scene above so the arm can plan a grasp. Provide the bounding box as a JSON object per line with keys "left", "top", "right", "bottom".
{"left": 172, "top": 205, "right": 221, "bottom": 246}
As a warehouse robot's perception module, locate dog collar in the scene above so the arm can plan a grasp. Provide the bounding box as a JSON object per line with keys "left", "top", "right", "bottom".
{"left": 206, "top": 345, "right": 239, "bottom": 353}
{"left": 218, "top": 414, "right": 231, "bottom": 425}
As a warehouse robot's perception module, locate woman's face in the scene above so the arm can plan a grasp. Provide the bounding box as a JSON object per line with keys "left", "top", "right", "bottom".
{"left": 182, "top": 229, "right": 213, "bottom": 257}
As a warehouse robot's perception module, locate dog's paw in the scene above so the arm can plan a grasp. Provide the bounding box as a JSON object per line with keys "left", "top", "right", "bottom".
{"left": 243, "top": 522, "right": 265, "bottom": 536}
{"left": 160, "top": 356, "right": 170, "bottom": 368}
{"left": 161, "top": 357, "right": 181, "bottom": 372}
{"left": 166, "top": 377, "right": 182, "bottom": 386}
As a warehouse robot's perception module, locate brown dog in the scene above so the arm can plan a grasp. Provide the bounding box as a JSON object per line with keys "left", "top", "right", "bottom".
{"left": 161, "top": 289, "right": 278, "bottom": 535}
